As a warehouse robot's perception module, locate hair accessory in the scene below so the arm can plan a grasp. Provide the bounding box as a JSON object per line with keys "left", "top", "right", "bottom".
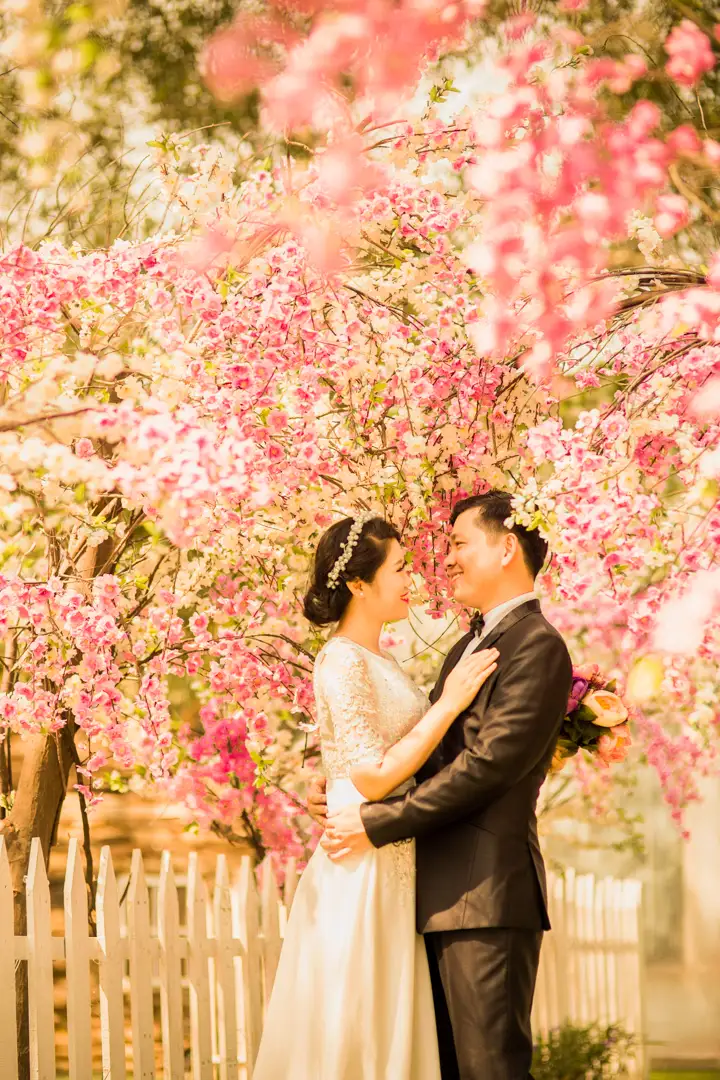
{"left": 327, "top": 511, "right": 377, "bottom": 590}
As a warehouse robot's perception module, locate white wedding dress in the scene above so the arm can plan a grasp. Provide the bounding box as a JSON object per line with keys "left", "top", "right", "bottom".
{"left": 252, "top": 635, "right": 442, "bottom": 1080}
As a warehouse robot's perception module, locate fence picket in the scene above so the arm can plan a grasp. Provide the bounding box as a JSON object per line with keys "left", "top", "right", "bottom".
{"left": 621, "top": 880, "right": 644, "bottom": 1048}
{"left": 594, "top": 877, "right": 611, "bottom": 1027}
{"left": 26, "top": 837, "right": 56, "bottom": 1080}
{"left": 97, "top": 846, "right": 127, "bottom": 1079}
{"left": 577, "top": 873, "right": 593, "bottom": 1024}
{"left": 564, "top": 868, "right": 581, "bottom": 1024}
{"left": 553, "top": 873, "right": 570, "bottom": 1023}
{"left": 64, "top": 838, "right": 93, "bottom": 1079}
{"left": 0, "top": 838, "right": 18, "bottom": 1080}
{"left": 604, "top": 876, "right": 619, "bottom": 1029}
{"left": 127, "top": 849, "right": 156, "bottom": 1079}
{"left": 158, "top": 852, "right": 185, "bottom": 1080}
{"left": 234, "top": 856, "right": 263, "bottom": 1077}
{"left": 214, "top": 855, "right": 240, "bottom": 1080}
{"left": 208, "top": 896, "right": 219, "bottom": 1075}
{"left": 628, "top": 880, "right": 646, "bottom": 1076}
{"left": 187, "top": 853, "right": 213, "bottom": 1080}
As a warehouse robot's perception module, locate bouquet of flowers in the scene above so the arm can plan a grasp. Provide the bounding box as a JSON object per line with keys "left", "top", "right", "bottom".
{"left": 551, "top": 664, "right": 632, "bottom": 772}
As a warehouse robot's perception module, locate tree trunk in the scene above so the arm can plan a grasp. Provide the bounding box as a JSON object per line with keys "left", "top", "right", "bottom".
{"left": 0, "top": 730, "right": 76, "bottom": 1080}
{"left": 0, "top": 503, "right": 138, "bottom": 1075}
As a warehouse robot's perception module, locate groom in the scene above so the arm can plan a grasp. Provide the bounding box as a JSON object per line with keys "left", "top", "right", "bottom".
{"left": 312, "top": 490, "right": 573, "bottom": 1080}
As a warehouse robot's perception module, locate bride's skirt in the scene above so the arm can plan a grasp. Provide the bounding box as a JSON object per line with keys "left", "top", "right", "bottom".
{"left": 252, "top": 778, "right": 441, "bottom": 1080}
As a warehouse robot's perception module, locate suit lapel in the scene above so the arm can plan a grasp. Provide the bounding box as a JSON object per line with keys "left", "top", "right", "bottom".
{"left": 468, "top": 598, "right": 541, "bottom": 655}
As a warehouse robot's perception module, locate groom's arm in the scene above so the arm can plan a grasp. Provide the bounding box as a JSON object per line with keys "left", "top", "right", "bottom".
{"left": 359, "top": 629, "right": 572, "bottom": 847}
{"left": 414, "top": 750, "right": 441, "bottom": 784}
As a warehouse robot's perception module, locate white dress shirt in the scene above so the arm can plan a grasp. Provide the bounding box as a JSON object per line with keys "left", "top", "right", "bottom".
{"left": 460, "top": 591, "right": 538, "bottom": 662}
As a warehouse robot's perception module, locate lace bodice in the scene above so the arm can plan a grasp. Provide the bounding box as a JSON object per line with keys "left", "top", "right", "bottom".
{"left": 313, "top": 636, "right": 429, "bottom": 780}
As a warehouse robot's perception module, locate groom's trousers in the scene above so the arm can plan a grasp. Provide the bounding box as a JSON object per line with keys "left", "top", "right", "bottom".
{"left": 425, "top": 927, "right": 543, "bottom": 1080}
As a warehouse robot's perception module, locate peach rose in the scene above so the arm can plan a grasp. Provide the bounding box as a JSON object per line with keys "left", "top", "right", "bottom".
{"left": 597, "top": 723, "right": 632, "bottom": 764}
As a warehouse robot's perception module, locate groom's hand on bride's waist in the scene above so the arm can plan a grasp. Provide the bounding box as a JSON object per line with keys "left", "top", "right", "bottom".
{"left": 307, "top": 774, "right": 328, "bottom": 826}
{"left": 321, "top": 805, "right": 372, "bottom": 860}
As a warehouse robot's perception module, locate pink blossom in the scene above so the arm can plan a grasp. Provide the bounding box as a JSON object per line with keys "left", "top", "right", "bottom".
{"left": 199, "top": 20, "right": 284, "bottom": 102}
{"left": 690, "top": 376, "right": 720, "bottom": 417}
{"left": 665, "top": 20, "right": 715, "bottom": 87}
{"left": 503, "top": 13, "right": 536, "bottom": 40}
{"left": 654, "top": 570, "right": 720, "bottom": 654}
{"left": 315, "top": 135, "right": 385, "bottom": 206}
{"left": 666, "top": 124, "right": 703, "bottom": 156}
{"left": 654, "top": 193, "right": 690, "bottom": 236}
{"left": 74, "top": 438, "right": 94, "bottom": 458}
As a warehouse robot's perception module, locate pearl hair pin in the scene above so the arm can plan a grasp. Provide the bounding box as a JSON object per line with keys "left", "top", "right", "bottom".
{"left": 326, "top": 511, "right": 377, "bottom": 590}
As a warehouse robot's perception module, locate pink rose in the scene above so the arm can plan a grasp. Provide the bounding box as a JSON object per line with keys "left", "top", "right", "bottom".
{"left": 573, "top": 662, "right": 601, "bottom": 682}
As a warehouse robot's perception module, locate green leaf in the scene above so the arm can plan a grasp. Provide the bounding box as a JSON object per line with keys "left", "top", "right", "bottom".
{"left": 106, "top": 770, "right": 129, "bottom": 794}
{"left": 66, "top": 3, "right": 92, "bottom": 22}
{"left": 574, "top": 703, "right": 597, "bottom": 725}
{"left": 79, "top": 39, "right": 101, "bottom": 71}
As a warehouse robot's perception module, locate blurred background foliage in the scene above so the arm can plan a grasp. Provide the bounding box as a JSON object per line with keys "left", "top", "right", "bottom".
{"left": 0, "top": 0, "right": 718, "bottom": 251}
{"left": 0, "top": 0, "right": 259, "bottom": 247}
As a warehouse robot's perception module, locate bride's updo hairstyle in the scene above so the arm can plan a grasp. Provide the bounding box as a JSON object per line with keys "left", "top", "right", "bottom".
{"left": 303, "top": 515, "right": 401, "bottom": 626}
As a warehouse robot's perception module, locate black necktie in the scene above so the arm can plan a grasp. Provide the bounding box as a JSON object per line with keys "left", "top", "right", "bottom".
{"left": 469, "top": 612, "right": 485, "bottom": 638}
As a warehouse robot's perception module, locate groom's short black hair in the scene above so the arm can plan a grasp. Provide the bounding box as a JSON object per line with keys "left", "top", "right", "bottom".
{"left": 450, "top": 490, "right": 548, "bottom": 578}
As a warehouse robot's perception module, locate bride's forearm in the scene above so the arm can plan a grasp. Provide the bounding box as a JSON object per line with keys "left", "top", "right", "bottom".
{"left": 350, "top": 697, "right": 458, "bottom": 801}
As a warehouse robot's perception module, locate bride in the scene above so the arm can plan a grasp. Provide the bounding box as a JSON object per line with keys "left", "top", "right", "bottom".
{"left": 252, "top": 512, "right": 498, "bottom": 1080}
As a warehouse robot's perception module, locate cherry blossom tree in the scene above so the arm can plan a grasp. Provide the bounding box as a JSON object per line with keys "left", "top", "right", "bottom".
{"left": 196, "top": 0, "right": 720, "bottom": 835}
{"left": 6, "top": 8, "right": 720, "bottom": 1078}
{"left": 1, "top": 0, "right": 720, "bottom": 944}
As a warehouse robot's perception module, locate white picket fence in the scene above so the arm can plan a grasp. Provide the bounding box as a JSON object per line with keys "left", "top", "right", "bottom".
{"left": 0, "top": 836, "right": 644, "bottom": 1078}
{"left": 533, "top": 868, "right": 646, "bottom": 1073}
{"left": 0, "top": 835, "right": 297, "bottom": 1079}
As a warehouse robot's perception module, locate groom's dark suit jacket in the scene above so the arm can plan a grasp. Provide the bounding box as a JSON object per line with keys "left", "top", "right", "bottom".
{"left": 360, "top": 599, "right": 573, "bottom": 935}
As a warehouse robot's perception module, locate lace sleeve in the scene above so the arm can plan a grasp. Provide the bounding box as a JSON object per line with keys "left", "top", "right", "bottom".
{"left": 314, "top": 641, "right": 386, "bottom": 778}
